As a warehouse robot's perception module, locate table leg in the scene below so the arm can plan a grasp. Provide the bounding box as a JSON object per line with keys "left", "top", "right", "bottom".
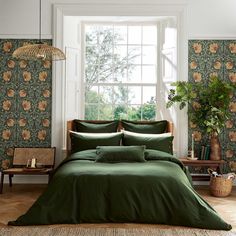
{"left": 0, "top": 173, "right": 4, "bottom": 194}
{"left": 9, "top": 174, "right": 13, "bottom": 187}
{"left": 218, "top": 163, "right": 223, "bottom": 174}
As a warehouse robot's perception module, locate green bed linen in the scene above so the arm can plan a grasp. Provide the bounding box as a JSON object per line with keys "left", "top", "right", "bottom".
{"left": 8, "top": 149, "right": 231, "bottom": 230}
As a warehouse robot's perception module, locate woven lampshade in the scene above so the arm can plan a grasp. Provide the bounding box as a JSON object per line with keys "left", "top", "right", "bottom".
{"left": 12, "top": 42, "right": 66, "bottom": 61}
{"left": 12, "top": 0, "right": 65, "bottom": 61}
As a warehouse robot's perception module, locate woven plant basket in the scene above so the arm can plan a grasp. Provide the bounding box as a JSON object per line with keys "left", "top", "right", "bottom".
{"left": 207, "top": 168, "right": 236, "bottom": 197}
{"left": 209, "top": 176, "right": 234, "bottom": 197}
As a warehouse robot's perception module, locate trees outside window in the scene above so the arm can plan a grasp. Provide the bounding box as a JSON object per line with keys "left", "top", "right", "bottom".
{"left": 84, "top": 23, "right": 157, "bottom": 120}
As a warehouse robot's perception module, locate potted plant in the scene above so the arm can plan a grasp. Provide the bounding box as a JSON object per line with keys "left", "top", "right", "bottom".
{"left": 166, "top": 76, "right": 236, "bottom": 160}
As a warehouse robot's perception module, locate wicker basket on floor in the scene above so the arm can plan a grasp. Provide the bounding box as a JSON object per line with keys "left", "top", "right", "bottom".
{"left": 209, "top": 176, "right": 233, "bottom": 197}
{"left": 208, "top": 169, "right": 235, "bottom": 197}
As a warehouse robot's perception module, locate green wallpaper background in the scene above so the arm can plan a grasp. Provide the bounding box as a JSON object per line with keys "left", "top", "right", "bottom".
{"left": 188, "top": 40, "right": 236, "bottom": 173}
{"left": 0, "top": 39, "right": 52, "bottom": 170}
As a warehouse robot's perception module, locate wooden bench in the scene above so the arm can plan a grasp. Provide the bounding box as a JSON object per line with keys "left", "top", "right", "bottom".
{"left": 0, "top": 147, "right": 56, "bottom": 194}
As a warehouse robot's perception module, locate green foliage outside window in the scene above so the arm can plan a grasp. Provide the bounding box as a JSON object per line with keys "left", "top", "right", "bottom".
{"left": 84, "top": 25, "right": 156, "bottom": 120}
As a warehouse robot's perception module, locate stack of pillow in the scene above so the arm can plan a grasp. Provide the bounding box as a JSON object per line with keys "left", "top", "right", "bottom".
{"left": 121, "top": 120, "right": 173, "bottom": 154}
{"left": 70, "top": 120, "right": 121, "bottom": 153}
{"left": 69, "top": 120, "right": 174, "bottom": 162}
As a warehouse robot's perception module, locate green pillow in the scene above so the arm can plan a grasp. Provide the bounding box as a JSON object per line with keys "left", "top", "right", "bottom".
{"left": 122, "top": 131, "right": 173, "bottom": 154}
{"left": 121, "top": 120, "right": 167, "bottom": 134}
{"left": 70, "top": 131, "right": 123, "bottom": 153}
{"left": 96, "top": 146, "right": 146, "bottom": 163}
{"left": 145, "top": 149, "right": 174, "bottom": 160}
{"left": 74, "top": 120, "right": 119, "bottom": 133}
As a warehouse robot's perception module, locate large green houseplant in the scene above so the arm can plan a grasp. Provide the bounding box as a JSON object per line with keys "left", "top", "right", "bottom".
{"left": 167, "top": 76, "right": 236, "bottom": 160}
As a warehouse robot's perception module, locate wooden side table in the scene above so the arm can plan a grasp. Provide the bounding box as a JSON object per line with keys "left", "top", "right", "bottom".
{"left": 179, "top": 158, "right": 225, "bottom": 181}
{"left": 0, "top": 147, "right": 56, "bottom": 194}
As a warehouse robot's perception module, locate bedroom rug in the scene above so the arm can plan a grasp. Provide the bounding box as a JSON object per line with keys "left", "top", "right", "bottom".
{"left": 0, "top": 225, "right": 235, "bottom": 236}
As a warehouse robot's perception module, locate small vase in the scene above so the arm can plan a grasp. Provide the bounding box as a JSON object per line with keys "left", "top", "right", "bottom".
{"left": 210, "top": 132, "right": 221, "bottom": 161}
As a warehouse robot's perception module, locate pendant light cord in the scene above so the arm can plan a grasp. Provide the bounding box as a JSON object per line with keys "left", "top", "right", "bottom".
{"left": 39, "top": 0, "right": 42, "bottom": 42}
{"left": 12, "top": 0, "right": 66, "bottom": 61}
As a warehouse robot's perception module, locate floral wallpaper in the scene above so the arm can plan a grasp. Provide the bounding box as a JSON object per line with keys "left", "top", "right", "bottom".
{"left": 188, "top": 40, "right": 236, "bottom": 173}
{"left": 0, "top": 39, "right": 52, "bottom": 170}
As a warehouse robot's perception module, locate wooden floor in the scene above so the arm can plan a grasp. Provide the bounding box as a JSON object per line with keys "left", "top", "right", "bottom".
{"left": 0, "top": 184, "right": 235, "bottom": 231}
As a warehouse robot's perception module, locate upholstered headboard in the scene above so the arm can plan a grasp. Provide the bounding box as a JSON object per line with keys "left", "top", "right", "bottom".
{"left": 66, "top": 120, "right": 173, "bottom": 156}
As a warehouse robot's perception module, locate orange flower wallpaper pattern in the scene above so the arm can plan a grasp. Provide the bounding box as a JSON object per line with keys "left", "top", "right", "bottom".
{"left": 189, "top": 40, "right": 236, "bottom": 173}
{"left": 0, "top": 39, "right": 52, "bottom": 170}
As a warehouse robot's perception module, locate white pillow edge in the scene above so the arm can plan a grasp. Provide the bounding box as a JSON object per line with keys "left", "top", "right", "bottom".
{"left": 121, "top": 129, "right": 172, "bottom": 138}
{"left": 69, "top": 130, "right": 122, "bottom": 137}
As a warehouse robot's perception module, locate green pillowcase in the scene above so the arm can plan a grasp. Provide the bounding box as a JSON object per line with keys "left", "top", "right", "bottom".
{"left": 145, "top": 149, "right": 174, "bottom": 160}
{"left": 96, "top": 146, "right": 146, "bottom": 163}
{"left": 74, "top": 120, "right": 119, "bottom": 133}
{"left": 121, "top": 120, "right": 168, "bottom": 134}
{"left": 70, "top": 131, "right": 123, "bottom": 153}
{"left": 122, "top": 131, "right": 173, "bottom": 154}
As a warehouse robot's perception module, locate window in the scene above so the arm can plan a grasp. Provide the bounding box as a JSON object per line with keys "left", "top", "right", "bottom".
{"left": 83, "top": 23, "right": 157, "bottom": 120}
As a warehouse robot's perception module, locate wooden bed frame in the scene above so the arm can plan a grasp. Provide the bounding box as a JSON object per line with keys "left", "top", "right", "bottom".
{"left": 66, "top": 120, "right": 173, "bottom": 156}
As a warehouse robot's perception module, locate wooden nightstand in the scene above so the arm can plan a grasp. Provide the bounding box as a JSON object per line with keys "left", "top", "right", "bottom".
{"left": 179, "top": 158, "right": 225, "bottom": 181}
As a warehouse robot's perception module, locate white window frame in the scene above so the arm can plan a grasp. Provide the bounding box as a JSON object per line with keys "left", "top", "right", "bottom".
{"left": 81, "top": 22, "right": 158, "bottom": 120}
{"left": 53, "top": 1, "right": 188, "bottom": 163}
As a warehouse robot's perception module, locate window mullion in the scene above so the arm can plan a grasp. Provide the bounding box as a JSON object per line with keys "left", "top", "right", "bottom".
{"left": 84, "top": 22, "right": 157, "bottom": 120}
{"left": 126, "top": 24, "right": 129, "bottom": 105}
{"left": 141, "top": 25, "right": 143, "bottom": 120}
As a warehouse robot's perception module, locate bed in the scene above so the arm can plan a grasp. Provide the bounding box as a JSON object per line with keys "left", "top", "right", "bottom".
{"left": 8, "top": 120, "right": 232, "bottom": 230}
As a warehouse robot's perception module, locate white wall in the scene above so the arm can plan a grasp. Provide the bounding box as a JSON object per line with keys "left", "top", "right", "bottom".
{"left": 63, "top": 16, "right": 81, "bottom": 48}
{"left": 188, "top": 0, "right": 236, "bottom": 38}
{"left": 0, "top": 0, "right": 50, "bottom": 38}
{"left": 1, "top": 0, "right": 236, "bottom": 38}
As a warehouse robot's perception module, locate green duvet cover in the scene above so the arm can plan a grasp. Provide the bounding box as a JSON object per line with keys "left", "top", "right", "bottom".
{"left": 9, "top": 149, "right": 231, "bottom": 230}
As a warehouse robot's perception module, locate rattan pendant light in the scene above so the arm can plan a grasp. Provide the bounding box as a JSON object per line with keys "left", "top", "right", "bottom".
{"left": 12, "top": 0, "right": 65, "bottom": 61}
